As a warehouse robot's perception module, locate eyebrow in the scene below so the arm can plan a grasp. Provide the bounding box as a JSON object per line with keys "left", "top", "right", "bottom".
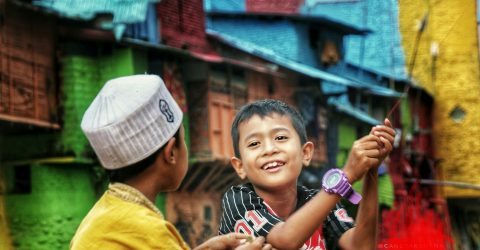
{"left": 243, "top": 127, "right": 291, "bottom": 143}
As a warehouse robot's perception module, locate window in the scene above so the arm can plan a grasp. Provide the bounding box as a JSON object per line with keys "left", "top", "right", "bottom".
{"left": 8, "top": 164, "right": 32, "bottom": 194}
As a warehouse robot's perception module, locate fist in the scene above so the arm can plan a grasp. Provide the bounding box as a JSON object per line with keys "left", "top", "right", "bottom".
{"left": 343, "top": 134, "right": 384, "bottom": 183}
{"left": 370, "top": 118, "right": 395, "bottom": 163}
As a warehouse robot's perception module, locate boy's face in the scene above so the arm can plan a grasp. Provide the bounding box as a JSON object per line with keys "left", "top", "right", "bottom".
{"left": 231, "top": 113, "right": 313, "bottom": 191}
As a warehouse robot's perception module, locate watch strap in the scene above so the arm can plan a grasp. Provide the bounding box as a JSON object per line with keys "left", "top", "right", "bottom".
{"left": 348, "top": 191, "right": 362, "bottom": 204}
{"left": 323, "top": 169, "right": 362, "bottom": 204}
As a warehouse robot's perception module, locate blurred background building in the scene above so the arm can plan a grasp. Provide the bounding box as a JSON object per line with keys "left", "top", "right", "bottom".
{"left": 0, "top": 0, "right": 479, "bottom": 249}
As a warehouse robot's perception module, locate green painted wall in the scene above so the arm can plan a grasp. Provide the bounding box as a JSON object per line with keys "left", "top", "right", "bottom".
{"left": 60, "top": 48, "right": 148, "bottom": 158}
{"left": 401, "top": 97, "right": 412, "bottom": 135}
{"left": 5, "top": 164, "right": 96, "bottom": 250}
{"left": 3, "top": 45, "right": 161, "bottom": 250}
{"left": 352, "top": 174, "right": 394, "bottom": 208}
{"left": 336, "top": 121, "right": 356, "bottom": 168}
{"left": 61, "top": 56, "right": 101, "bottom": 157}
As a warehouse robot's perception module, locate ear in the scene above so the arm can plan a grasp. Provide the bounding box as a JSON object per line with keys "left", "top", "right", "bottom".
{"left": 302, "top": 141, "right": 314, "bottom": 167}
{"left": 231, "top": 156, "right": 247, "bottom": 179}
{"left": 162, "top": 137, "right": 177, "bottom": 165}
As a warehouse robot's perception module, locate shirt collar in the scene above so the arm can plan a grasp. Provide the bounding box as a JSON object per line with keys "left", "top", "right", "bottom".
{"left": 108, "top": 182, "right": 164, "bottom": 219}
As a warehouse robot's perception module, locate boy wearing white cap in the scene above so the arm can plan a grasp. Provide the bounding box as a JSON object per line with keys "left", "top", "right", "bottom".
{"left": 70, "top": 75, "right": 270, "bottom": 250}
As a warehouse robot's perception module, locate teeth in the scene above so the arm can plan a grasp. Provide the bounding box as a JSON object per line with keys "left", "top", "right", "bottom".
{"left": 263, "top": 161, "right": 283, "bottom": 169}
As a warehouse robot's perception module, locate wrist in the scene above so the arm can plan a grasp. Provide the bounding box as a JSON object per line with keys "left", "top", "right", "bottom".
{"left": 365, "top": 168, "right": 378, "bottom": 179}
{"left": 343, "top": 169, "right": 355, "bottom": 184}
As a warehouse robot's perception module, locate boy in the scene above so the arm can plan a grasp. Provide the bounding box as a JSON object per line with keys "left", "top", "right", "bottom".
{"left": 219, "top": 99, "right": 395, "bottom": 250}
{"left": 71, "top": 75, "right": 271, "bottom": 250}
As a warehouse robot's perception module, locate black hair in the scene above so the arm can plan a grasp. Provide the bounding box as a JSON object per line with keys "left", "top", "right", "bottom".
{"left": 231, "top": 99, "right": 307, "bottom": 158}
{"left": 106, "top": 128, "right": 181, "bottom": 183}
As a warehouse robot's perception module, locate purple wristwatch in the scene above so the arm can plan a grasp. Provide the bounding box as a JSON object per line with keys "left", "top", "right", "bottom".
{"left": 322, "top": 169, "right": 362, "bottom": 204}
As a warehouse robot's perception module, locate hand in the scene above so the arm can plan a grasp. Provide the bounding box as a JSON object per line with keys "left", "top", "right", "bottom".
{"left": 235, "top": 236, "right": 272, "bottom": 250}
{"left": 195, "top": 233, "right": 271, "bottom": 250}
{"left": 370, "top": 118, "right": 395, "bottom": 164}
{"left": 343, "top": 134, "right": 384, "bottom": 183}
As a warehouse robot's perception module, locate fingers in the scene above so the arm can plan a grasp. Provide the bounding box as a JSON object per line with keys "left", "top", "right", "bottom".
{"left": 229, "top": 233, "right": 249, "bottom": 240}
{"left": 234, "top": 236, "right": 272, "bottom": 250}
{"left": 249, "top": 236, "right": 265, "bottom": 248}
{"left": 372, "top": 125, "right": 396, "bottom": 138}
{"left": 379, "top": 136, "right": 393, "bottom": 154}
{"left": 223, "top": 233, "right": 249, "bottom": 248}
{"left": 373, "top": 131, "right": 395, "bottom": 144}
{"left": 262, "top": 243, "right": 273, "bottom": 250}
{"left": 384, "top": 118, "right": 393, "bottom": 128}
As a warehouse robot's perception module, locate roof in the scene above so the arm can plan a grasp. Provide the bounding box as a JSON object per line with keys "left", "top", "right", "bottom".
{"left": 206, "top": 11, "right": 370, "bottom": 35}
{"left": 328, "top": 98, "right": 382, "bottom": 126}
{"left": 301, "top": 0, "right": 408, "bottom": 80}
{"left": 122, "top": 37, "right": 280, "bottom": 76}
{"left": 208, "top": 30, "right": 403, "bottom": 98}
{"left": 32, "top": 0, "right": 152, "bottom": 23}
{"left": 30, "top": 0, "right": 155, "bottom": 39}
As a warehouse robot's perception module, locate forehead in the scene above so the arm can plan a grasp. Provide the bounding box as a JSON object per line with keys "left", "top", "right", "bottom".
{"left": 238, "top": 113, "right": 295, "bottom": 136}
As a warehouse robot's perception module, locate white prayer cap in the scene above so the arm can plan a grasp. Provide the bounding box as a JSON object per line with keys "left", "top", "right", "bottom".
{"left": 81, "top": 74, "right": 183, "bottom": 170}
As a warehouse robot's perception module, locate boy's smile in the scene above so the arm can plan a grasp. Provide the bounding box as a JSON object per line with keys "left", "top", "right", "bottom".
{"left": 262, "top": 161, "right": 285, "bottom": 173}
{"left": 231, "top": 113, "right": 313, "bottom": 191}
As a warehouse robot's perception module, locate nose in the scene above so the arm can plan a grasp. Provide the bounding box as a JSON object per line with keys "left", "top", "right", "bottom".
{"left": 262, "top": 139, "right": 279, "bottom": 156}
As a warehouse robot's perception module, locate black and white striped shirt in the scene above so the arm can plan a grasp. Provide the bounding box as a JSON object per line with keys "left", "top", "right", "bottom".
{"left": 219, "top": 183, "right": 354, "bottom": 250}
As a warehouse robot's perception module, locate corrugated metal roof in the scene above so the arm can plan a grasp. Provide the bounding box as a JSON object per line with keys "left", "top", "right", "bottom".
{"left": 328, "top": 98, "right": 381, "bottom": 126}
{"left": 300, "top": 0, "right": 407, "bottom": 80}
{"left": 32, "top": 0, "right": 155, "bottom": 40}
{"left": 32, "top": 0, "right": 153, "bottom": 22}
{"left": 208, "top": 29, "right": 403, "bottom": 98}
{"left": 322, "top": 82, "right": 388, "bottom": 126}
{"left": 208, "top": 29, "right": 362, "bottom": 87}
{"left": 207, "top": 11, "right": 370, "bottom": 35}
{"left": 204, "top": 0, "right": 246, "bottom": 13}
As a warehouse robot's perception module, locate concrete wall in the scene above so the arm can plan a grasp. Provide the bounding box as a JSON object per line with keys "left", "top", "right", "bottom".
{"left": 398, "top": 0, "right": 480, "bottom": 197}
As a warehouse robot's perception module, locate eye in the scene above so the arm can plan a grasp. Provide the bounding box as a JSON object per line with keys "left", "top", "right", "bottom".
{"left": 275, "top": 135, "right": 288, "bottom": 141}
{"left": 247, "top": 141, "right": 260, "bottom": 147}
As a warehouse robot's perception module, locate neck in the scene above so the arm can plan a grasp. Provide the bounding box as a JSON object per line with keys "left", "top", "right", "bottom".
{"left": 125, "top": 175, "right": 158, "bottom": 203}
{"left": 254, "top": 184, "right": 298, "bottom": 220}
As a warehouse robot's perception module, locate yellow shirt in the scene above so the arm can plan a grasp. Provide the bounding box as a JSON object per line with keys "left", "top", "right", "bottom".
{"left": 70, "top": 183, "right": 190, "bottom": 250}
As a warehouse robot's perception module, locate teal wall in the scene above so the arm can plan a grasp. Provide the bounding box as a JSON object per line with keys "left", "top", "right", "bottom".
{"left": 5, "top": 164, "right": 96, "bottom": 250}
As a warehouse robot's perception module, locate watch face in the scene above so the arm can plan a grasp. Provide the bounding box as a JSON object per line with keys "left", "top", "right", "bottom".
{"left": 326, "top": 172, "right": 341, "bottom": 187}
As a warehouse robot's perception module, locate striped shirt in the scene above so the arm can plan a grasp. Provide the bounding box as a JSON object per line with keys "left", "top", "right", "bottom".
{"left": 219, "top": 183, "right": 354, "bottom": 250}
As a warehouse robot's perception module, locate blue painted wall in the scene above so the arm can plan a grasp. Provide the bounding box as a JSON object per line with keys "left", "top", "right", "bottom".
{"left": 300, "top": 0, "right": 407, "bottom": 79}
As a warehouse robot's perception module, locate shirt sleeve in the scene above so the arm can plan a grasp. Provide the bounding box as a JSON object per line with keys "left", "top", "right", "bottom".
{"left": 218, "top": 186, "right": 282, "bottom": 237}
{"left": 323, "top": 203, "right": 355, "bottom": 249}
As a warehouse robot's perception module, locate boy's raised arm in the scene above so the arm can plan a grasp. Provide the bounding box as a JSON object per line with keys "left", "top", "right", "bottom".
{"left": 267, "top": 134, "right": 386, "bottom": 250}
{"left": 339, "top": 119, "right": 395, "bottom": 250}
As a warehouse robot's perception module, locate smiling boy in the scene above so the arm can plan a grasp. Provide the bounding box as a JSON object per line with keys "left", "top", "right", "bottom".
{"left": 219, "top": 99, "right": 395, "bottom": 250}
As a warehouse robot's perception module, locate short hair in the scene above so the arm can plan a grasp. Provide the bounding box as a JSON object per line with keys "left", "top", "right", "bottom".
{"left": 231, "top": 99, "right": 307, "bottom": 158}
{"left": 106, "top": 128, "right": 181, "bottom": 183}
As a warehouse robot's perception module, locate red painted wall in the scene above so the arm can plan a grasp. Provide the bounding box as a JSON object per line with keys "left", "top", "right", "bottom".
{"left": 157, "top": 0, "right": 215, "bottom": 54}
{"left": 246, "top": 0, "right": 303, "bottom": 14}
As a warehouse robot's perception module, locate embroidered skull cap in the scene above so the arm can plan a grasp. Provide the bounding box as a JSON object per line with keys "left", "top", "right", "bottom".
{"left": 81, "top": 74, "right": 183, "bottom": 169}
